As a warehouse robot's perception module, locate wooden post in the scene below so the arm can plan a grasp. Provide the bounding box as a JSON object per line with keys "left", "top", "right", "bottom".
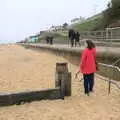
{"left": 55, "top": 63, "right": 68, "bottom": 88}
{"left": 60, "top": 73, "right": 65, "bottom": 99}
{"left": 108, "top": 79, "right": 111, "bottom": 94}
{"left": 66, "top": 72, "right": 71, "bottom": 96}
{"left": 55, "top": 72, "right": 62, "bottom": 87}
{"left": 55, "top": 63, "right": 71, "bottom": 99}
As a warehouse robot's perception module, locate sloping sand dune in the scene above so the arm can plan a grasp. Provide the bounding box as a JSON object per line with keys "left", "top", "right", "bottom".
{"left": 0, "top": 45, "right": 119, "bottom": 120}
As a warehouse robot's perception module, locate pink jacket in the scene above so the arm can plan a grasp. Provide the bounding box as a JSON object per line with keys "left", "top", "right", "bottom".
{"left": 80, "top": 48, "right": 96, "bottom": 74}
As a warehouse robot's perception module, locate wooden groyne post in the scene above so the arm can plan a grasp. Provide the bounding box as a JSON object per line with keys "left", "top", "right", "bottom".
{"left": 55, "top": 63, "right": 71, "bottom": 99}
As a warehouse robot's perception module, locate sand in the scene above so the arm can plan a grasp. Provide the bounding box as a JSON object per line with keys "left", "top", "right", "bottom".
{"left": 0, "top": 44, "right": 120, "bottom": 120}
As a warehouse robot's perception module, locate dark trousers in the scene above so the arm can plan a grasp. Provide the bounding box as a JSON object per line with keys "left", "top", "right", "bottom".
{"left": 83, "top": 73, "right": 94, "bottom": 94}
{"left": 71, "top": 40, "right": 74, "bottom": 47}
{"left": 69, "top": 38, "right": 74, "bottom": 47}
{"left": 75, "top": 41, "right": 80, "bottom": 47}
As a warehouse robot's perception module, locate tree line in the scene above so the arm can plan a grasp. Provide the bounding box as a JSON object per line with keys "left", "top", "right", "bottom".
{"left": 103, "top": 0, "right": 120, "bottom": 27}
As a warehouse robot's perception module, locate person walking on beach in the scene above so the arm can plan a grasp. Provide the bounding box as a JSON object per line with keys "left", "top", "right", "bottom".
{"left": 77, "top": 40, "right": 96, "bottom": 96}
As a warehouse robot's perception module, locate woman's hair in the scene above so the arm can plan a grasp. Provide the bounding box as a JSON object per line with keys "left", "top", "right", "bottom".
{"left": 86, "top": 40, "right": 95, "bottom": 49}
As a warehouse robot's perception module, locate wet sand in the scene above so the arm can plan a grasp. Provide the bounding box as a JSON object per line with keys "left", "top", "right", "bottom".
{"left": 0, "top": 44, "right": 120, "bottom": 120}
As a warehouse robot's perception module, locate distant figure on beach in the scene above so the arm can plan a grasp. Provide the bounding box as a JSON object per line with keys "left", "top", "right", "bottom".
{"left": 76, "top": 40, "right": 96, "bottom": 96}
{"left": 75, "top": 31, "right": 80, "bottom": 47}
{"left": 68, "top": 29, "right": 75, "bottom": 47}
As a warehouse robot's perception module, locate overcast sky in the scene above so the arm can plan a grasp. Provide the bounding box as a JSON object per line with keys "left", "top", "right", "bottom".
{"left": 0, "top": 0, "right": 110, "bottom": 43}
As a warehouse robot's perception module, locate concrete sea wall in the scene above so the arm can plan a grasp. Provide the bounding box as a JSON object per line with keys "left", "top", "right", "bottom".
{"left": 21, "top": 43, "right": 120, "bottom": 81}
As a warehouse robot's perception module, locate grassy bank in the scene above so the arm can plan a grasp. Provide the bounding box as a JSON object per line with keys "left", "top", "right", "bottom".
{"left": 72, "top": 14, "right": 105, "bottom": 32}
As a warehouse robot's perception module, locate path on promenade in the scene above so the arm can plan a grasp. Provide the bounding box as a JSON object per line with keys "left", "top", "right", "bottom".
{"left": 29, "top": 43, "right": 120, "bottom": 55}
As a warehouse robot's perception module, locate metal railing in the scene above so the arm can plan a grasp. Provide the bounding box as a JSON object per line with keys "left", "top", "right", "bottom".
{"left": 78, "top": 62, "right": 120, "bottom": 94}
{"left": 97, "top": 62, "right": 120, "bottom": 94}
{"left": 96, "top": 74, "right": 120, "bottom": 90}
{"left": 98, "top": 62, "right": 120, "bottom": 72}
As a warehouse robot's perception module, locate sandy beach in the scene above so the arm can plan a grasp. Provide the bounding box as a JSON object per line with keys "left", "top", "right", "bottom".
{"left": 0, "top": 44, "right": 119, "bottom": 120}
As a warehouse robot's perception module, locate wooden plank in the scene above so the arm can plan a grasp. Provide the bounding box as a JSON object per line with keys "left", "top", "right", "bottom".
{"left": 0, "top": 88, "right": 61, "bottom": 106}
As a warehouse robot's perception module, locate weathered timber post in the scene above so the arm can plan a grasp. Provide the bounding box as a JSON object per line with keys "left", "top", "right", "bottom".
{"left": 66, "top": 72, "right": 71, "bottom": 96}
{"left": 108, "top": 79, "right": 111, "bottom": 94}
{"left": 55, "top": 63, "right": 71, "bottom": 99}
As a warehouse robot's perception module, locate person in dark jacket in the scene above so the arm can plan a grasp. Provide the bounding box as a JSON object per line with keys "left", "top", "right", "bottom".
{"left": 68, "top": 29, "right": 75, "bottom": 47}
{"left": 46, "top": 36, "right": 49, "bottom": 44}
{"left": 75, "top": 32, "right": 80, "bottom": 47}
{"left": 49, "top": 37, "right": 53, "bottom": 45}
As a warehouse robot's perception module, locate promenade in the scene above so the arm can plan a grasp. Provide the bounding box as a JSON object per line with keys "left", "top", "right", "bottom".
{"left": 26, "top": 43, "right": 120, "bottom": 56}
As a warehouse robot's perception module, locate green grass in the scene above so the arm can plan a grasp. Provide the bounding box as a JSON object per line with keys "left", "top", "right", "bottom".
{"left": 72, "top": 16, "right": 105, "bottom": 32}
{"left": 38, "top": 31, "right": 68, "bottom": 43}
{"left": 38, "top": 13, "right": 106, "bottom": 43}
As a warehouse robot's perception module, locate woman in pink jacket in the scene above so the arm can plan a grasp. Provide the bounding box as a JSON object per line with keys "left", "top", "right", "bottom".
{"left": 80, "top": 40, "right": 96, "bottom": 95}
